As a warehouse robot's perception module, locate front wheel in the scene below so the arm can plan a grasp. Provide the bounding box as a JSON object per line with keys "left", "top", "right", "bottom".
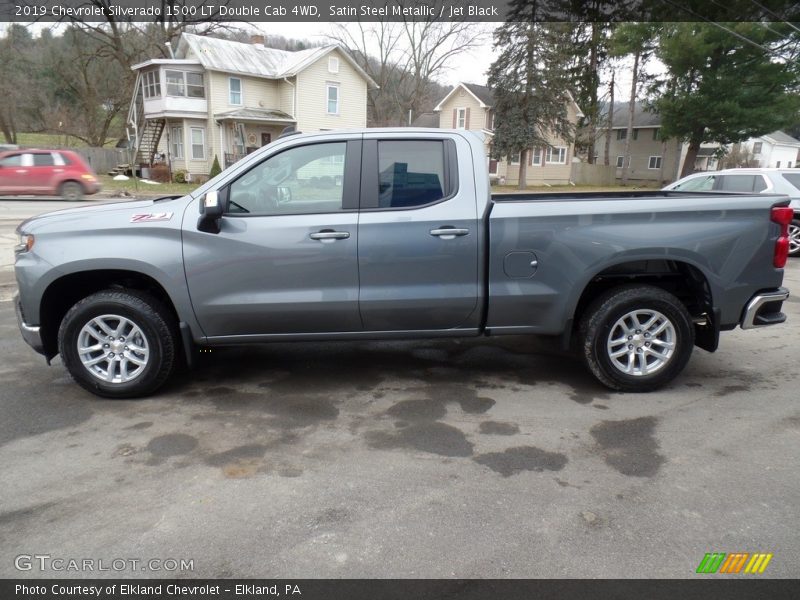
{"left": 58, "top": 290, "right": 177, "bottom": 398}
{"left": 789, "top": 219, "right": 800, "bottom": 257}
{"left": 579, "top": 285, "right": 695, "bottom": 392}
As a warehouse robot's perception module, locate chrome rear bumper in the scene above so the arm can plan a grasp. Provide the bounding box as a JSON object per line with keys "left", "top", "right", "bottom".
{"left": 740, "top": 288, "right": 790, "bottom": 329}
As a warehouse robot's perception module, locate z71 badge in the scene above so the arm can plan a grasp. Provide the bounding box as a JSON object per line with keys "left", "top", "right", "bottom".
{"left": 130, "top": 212, "right": 173, "bottom": 223}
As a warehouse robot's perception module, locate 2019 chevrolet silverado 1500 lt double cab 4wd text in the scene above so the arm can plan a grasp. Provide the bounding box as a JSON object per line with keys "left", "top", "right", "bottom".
{"left": 13, "top": 129, "right": 792, "bottom": 398}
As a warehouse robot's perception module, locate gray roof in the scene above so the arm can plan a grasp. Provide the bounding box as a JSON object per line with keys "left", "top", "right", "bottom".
{"left": 462, "top": 83, "right": 494, "bottom": 106}
{"left": 762, "top": 130, "right": 800, "bottom": 146}
{"left": 600, "top": 101, "right": 661, "bottom": 128}
{"left": 175, "top": 33, "right": 377, "bottom": 87}
{"left": 411, "top": 112, "right": 440, "bottom": 128}
{"left": 214, "top": 107, "right": 295, "bottom": 122}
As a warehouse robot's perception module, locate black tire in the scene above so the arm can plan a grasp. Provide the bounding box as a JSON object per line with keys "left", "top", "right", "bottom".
{"left": 789, "top": 219, "right": 800, "bottom": 258}
{"left": 59, "top": 181, "right": 84, "bottom": 201}
{"left": 58, "top": 290, "right": 177, "bottom": 399}
{"left": 578, "top": 284, "right": 695, "bottom": 392}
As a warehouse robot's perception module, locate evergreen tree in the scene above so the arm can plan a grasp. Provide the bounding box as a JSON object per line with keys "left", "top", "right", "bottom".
{"left": 650, "top": 22, "right": 800, "bottom": 177}
{"left": 488, "top": 9, "right": 575, "bottom": 190}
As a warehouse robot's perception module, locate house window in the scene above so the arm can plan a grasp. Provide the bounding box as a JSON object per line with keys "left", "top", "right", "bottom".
{"left": 546, "top": 146, "right": 567, "bottom": 164}
{"left": 186, "top": 73, "right": 204, "bottom": 98}
{"left": 229, "top": 78, "right": 242, "bottom": 105}
{"left": 327, "top": 84, "right": 339, "bottom": 114}
{"left": 776, "top": 161, "right": 781, "bottom": 168}
{"left": 328, "top": 57, "right": 339, "bottom": 73}
{"left": 531, "top": 147, "right": 542, "bottom": 166}
{"left": 648, "top": 156, "right": 662, "bottom": 169}
{"left": 616, "top": 129, "right": 626, "bottom": 140}
{"left": 789, "top": 162, "right": 793, "bottom": 168}
{"left": 170, "top": 126, "right": 183, "bottom": 159}
{"left": 190, "top": 127, "right": 205, "bottom": 160}
{"left": 143, "top": 71, "right": 160, "bottom": 99}
{"left": 753, "top": 142, "right": 763, "bottom": 154}
{"left": 165, "top": 71, "right": 205, "bottom": 98}
{"left": 457, "top": 108, "right": 467, "bottom": 129}
{"left": 653, "top": 129, "right": 660, "bottom": 141}
{"left": 632, "top": 129, "right": 639, "bottom": 140}
{"left": 510, "top": 152, "right": 520, "bottom": 165}
{"left": 616, "top": 155, "right": 625, "bottom": 168}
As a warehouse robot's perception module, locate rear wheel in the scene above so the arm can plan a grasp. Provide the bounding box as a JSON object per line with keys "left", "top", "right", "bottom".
{"left": 58, "top": 290, "right": 177, "bottom": 398}
{"left": 789, "top": 219, "right": 800, "bottom": 257}
{"left": 59, "top": 181, "right": 84, "bottom": 201}
{"left": 579, "top": 285, "right": 694, "bottom": 392}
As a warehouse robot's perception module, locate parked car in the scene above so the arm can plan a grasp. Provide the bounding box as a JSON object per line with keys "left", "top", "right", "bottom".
{"left": 14, "top": 129, "right": 791, "bottom": 398}
{"left": 0, "top": 149, "right": 101, "bottom": 200}
{"left": 663, "top": 168, "right": 800, "bottom": 256}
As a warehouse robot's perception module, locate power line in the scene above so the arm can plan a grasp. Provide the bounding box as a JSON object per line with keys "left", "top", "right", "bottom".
{"left": 749, "top": 0, "right": 800, "bottom": 35}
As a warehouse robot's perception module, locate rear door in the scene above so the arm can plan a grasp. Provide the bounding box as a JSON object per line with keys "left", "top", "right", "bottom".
{"left": 357, "top": 134, "right": 480, "bottom": 331}
{"left": 182, "top": 138, "right": 363, "bottom": 338}
{"left": 28, "top": 152, "right": 58, "bottom": 194}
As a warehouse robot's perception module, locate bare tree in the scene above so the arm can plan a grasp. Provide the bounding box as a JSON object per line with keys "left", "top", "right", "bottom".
{"left": 328, "top": 9, "right": 488, "bottom": 126}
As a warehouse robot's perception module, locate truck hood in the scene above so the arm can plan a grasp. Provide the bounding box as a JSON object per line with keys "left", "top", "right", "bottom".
{"left": 16, "top": 195, "right": 190, "bottom": 234}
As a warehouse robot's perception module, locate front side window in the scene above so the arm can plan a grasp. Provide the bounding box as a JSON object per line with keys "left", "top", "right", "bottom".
{"left": 171, "top": 126, "right": 183, "bottom": 159}
{"left": 672, "top": 175, "right": 715, "bottom": 191}
{"left": 327, "top": 84, "right": 339, "bottom": 114}
{"left": 377, "top": 140, "right": 446, "bottom": 208}
{"left": 229, "top": 78, "right": 242, "bottom": 105}
{"left": 190, "top": 128, "right": 205, "bottom": 159}
{"left": 0, "top": 153, "right": 22, "bottom": 167}
{"left": 546, "top": 146, "right": 567, "bottom": 164}
{"left": 228, "top": 142, "right": 346, "bottom": 216}
{"left": 648, "top": 156, "right": 662, "bottom": 169}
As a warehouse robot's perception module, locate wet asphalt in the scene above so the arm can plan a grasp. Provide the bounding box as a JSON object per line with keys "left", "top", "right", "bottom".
{"left": 0, "top": 261, "right": 798, "bottom": 579}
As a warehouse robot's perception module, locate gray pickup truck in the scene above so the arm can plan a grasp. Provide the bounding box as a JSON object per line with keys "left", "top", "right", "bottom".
{"left": 13, "top": 129, "right": 792, "bottom": 398}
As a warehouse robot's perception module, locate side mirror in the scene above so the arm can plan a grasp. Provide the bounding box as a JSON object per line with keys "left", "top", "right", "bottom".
{"left": 198, "top": 190, "right": 224, "bottom": 234}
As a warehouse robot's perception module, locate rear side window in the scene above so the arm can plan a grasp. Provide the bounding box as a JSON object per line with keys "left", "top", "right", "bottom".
{"left": 781, "top": 173, "right": 800, "bottom": 193}
{"left": 753, "top": 176, "right": 767, "bottom": 192}
{"left": 377, "top": 140, "right": 446, "bottom": 208}
{"left": 32, "top": 153, "right": 55, "bottom": 166}
{"left": 718, "top": 174, "right": 756, "bottom": 192}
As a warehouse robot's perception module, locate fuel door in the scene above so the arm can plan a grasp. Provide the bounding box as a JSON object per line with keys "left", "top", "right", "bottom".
{"left": 503, "top": 251, "right": 538, "bottom": 278}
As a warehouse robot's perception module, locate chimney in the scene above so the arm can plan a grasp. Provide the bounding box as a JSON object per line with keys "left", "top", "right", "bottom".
{"left": 250, "top": 34, "right": 265, "bottom": 46}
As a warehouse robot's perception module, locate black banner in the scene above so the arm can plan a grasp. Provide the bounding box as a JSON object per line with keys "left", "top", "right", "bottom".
{"left": 1, "top": 0, "right": 799, "bottom": 22}
{"left": 3, "top": 579, "right": 800, "bottom": 600}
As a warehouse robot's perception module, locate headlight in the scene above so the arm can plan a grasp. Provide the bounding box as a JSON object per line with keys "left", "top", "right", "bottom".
{"left": 15, "top": 232, "right": 34, "bottom": 254}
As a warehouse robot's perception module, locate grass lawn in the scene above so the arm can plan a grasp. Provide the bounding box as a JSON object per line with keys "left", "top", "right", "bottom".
{"left": 98, "top": 175, "right": 198, "bottom": 196}
{"left": 14, "top": 132, "right": 117, "bottom": 148}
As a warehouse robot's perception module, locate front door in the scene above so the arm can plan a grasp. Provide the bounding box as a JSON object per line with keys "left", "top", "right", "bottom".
{"left": 0, "top": 152, "right": 30, "bottom": 194}
{"left": 357, "top": 137, "right": 480, "bottom": 331}
{"left": 183, "top": 139, "right": 362, "bottom": 338}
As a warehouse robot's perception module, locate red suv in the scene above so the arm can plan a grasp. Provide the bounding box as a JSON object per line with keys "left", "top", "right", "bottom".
{"left": 0, "top": 149, "right": 101, "bottom": 200}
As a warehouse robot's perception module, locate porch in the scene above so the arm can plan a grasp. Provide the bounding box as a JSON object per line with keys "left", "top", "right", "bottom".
{"left": 214, "top": 108, "right": 295, "bottom": 168}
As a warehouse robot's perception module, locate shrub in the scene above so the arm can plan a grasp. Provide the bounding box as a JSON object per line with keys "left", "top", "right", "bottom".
{"left": 173, "top": 170, "right": 187, "bottom": 184}
{"left": 209, "top": 155, "right": 222, "bottom": 179}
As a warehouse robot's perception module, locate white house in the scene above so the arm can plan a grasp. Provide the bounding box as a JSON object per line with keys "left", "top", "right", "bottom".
{"left": 128, "top": 33, "right": 377, "bottom": 179}
{"left": 740, "top": 131, "right": 800, "bottom": 169}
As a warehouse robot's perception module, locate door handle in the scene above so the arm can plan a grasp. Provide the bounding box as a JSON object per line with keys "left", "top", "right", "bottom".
{"left": 309, "top": 230, "right": 350, "bottom": 241}
{"left": 430, "top": 227, "right": 469, "bottom": 239}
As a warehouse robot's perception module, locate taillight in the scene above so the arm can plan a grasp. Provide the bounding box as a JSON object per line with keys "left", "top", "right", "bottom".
{"left": 771, "top": 206, "right": 793, "bottom": 268}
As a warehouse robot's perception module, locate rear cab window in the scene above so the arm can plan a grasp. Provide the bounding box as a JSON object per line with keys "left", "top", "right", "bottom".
{"left": 362, "top": 139, "right": 458, "bottom": 209}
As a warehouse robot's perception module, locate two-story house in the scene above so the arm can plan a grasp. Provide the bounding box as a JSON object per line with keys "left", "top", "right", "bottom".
{"left": 425, "top": 82, "right": 583, "bottom": 186}
{"left": 128, "top": 33, "right": 377, "bottom": 180}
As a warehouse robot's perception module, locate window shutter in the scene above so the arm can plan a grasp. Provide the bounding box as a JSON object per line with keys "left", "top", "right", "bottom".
{"left": 465, "top": 107, "right": 470, "bottom": 129}
{"left": 452, "top": 109, "right": 457, "bottom": 128}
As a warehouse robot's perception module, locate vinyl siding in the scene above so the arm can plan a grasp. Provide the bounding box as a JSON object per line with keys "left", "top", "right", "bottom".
{"left": 279, "top": 78, "right": 296, "bottom": 117}
{"left": 295, "top": 49, "right": 367, "bottom": 131}
{"left": 436, "top": 91, "right": 485, "bottom": 130}
{"left": 595, "top": 127, "right": 681, "bottom": 182}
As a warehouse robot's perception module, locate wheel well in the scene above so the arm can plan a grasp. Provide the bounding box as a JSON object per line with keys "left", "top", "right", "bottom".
{"left": 39, "top": 270, "right": 180, "bottom": 357}
{"left": 573, "top": 260, "right": 713, "bottom": 327}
